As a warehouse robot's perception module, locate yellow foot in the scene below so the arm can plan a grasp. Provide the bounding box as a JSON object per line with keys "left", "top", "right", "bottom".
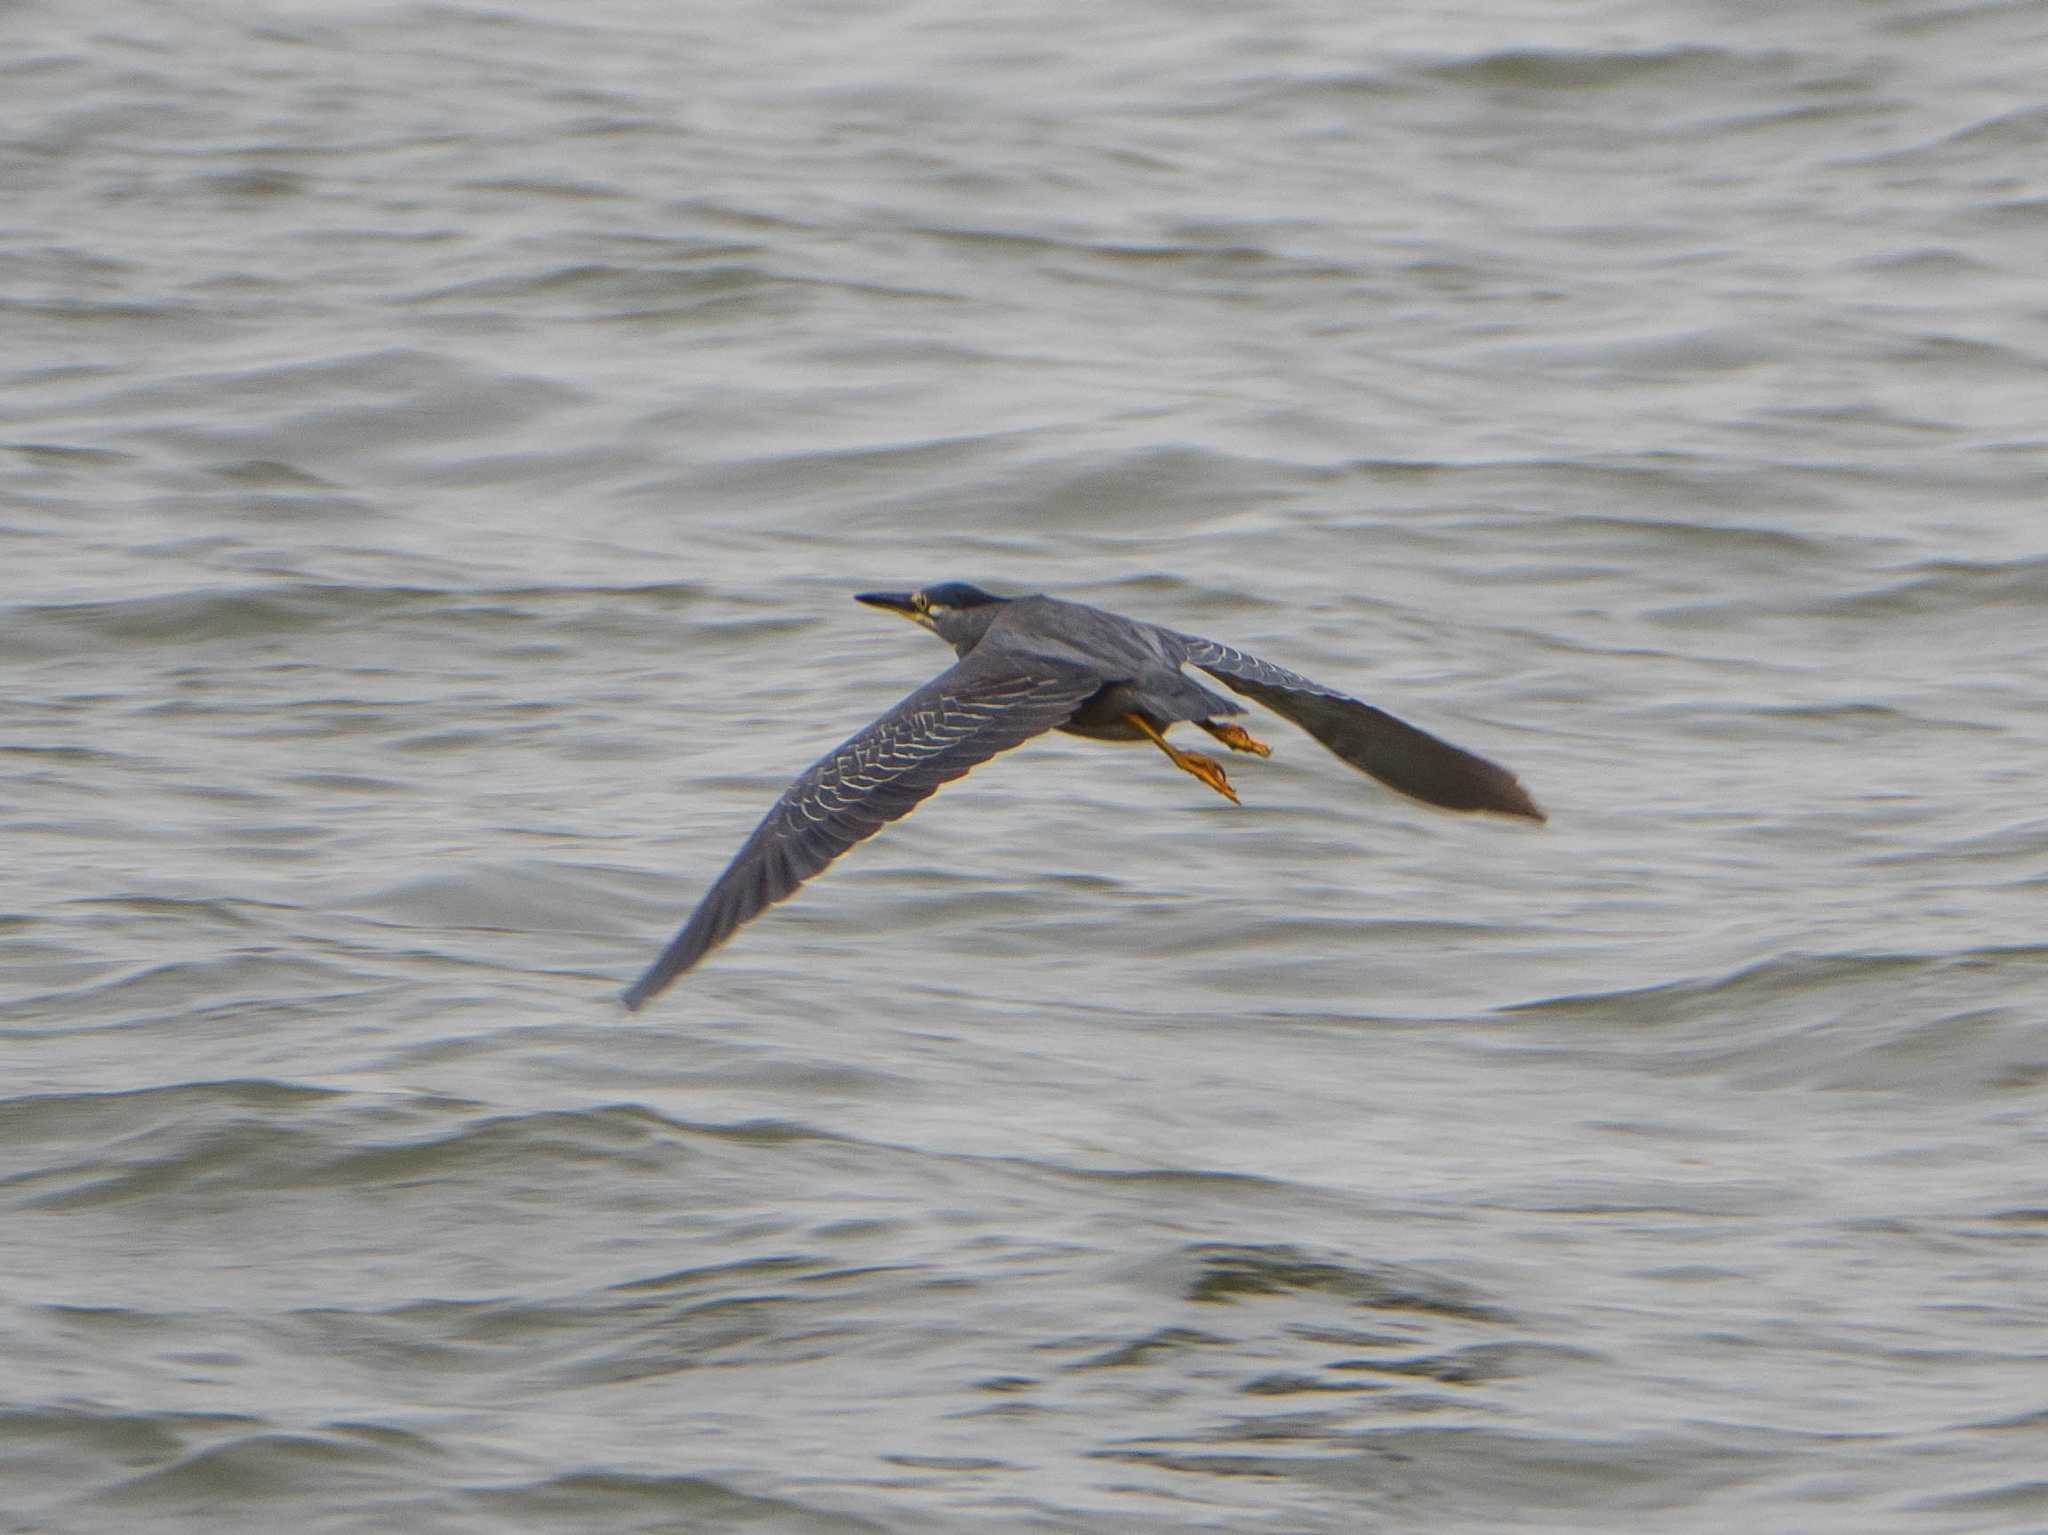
{"left": 1202, "top": 721, "right": 1272, "bottom": 758}
{"left": 1124, "top": 711, "right": 1243, "bottom": 804}
{"left": 1175, "top": 748, "right": 1240, "bottom": 804}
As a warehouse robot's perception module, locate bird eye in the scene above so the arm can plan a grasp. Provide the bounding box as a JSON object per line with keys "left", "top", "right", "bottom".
{"left": 912, "top": 593, "right": 930, "bottom": 613}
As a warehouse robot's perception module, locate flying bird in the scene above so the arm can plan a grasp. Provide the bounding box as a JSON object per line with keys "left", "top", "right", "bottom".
{"left": 622, "top": 584, "right": 1541, "bottom": 1009}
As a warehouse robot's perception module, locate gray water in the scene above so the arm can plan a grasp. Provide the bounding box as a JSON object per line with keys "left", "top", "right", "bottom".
{"left": 6, "top": 0, "right": 2048, "bottom": 1530}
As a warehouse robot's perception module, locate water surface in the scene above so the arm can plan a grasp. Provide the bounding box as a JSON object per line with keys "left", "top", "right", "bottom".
{"left": 6, "top": 1, "right": 2047, "bottom": 1531}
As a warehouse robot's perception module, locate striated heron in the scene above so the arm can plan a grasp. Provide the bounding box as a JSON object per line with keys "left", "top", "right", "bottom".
{"left": 622, "top": 583, "right": 1542, "bottom": 1009}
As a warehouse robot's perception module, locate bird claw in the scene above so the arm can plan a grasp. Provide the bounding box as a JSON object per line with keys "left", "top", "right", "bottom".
{"left": 1178, "top": 749, "right": 1240, "bottom": 804}
{"left": 1203, "top": 722, "right": 1272, "bottom": 758}
{"left": 1123, "top": 712, "right": 1242, "bottom": 803}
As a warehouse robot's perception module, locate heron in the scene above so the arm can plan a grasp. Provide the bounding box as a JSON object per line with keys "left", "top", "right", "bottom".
{"left": 622, "top": 583, "right": 1541, "bottom": 1009}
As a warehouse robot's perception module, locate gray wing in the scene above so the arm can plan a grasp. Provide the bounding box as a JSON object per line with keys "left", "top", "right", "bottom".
{"left": 1165, "top": 631, "right": 1545, "bottom": 822}
{"left": 622, "top": 651, "right": 1101, "bottom": 1009}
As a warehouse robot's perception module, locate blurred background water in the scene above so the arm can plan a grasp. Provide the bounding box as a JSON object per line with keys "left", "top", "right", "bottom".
{"left": 5, "top": 0, "right": 2047, "bottom": 1530}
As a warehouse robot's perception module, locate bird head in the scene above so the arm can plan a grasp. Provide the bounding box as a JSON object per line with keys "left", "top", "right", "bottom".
{"left": 856, "top": 583, "right": 1008, "bottom": 650}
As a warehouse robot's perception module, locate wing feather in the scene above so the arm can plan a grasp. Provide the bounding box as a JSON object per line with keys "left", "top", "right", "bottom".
{"left": 622, "top": 653, "right": 1098, "bottom": 1008}
{"left": 1166, "top": 632, "right": 1544, "bottom": 822}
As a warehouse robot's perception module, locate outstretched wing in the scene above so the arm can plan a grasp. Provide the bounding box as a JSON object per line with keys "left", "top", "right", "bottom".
{"left": 1166, "top": 632, "right": 1544, "bottom": 822}
{"left": 622, "top": 652, "right": 1100, "bottom": 1009}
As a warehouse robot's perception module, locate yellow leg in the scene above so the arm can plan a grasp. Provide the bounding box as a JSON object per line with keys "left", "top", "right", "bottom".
{"left": 1200, "top": 720, "right": 1271, "bottom": 757}
{"left": 1125, "top": 714, "right": 1240, "bottom": 804}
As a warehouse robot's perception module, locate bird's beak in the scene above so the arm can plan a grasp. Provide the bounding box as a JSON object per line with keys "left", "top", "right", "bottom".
{"left": 855, "top": 591, "right": 921, "bottom": 620}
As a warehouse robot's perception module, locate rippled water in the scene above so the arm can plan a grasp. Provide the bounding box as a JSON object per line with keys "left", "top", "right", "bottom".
{"left": 7, "top": 1, "right": 2048, "bottom": 1531}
